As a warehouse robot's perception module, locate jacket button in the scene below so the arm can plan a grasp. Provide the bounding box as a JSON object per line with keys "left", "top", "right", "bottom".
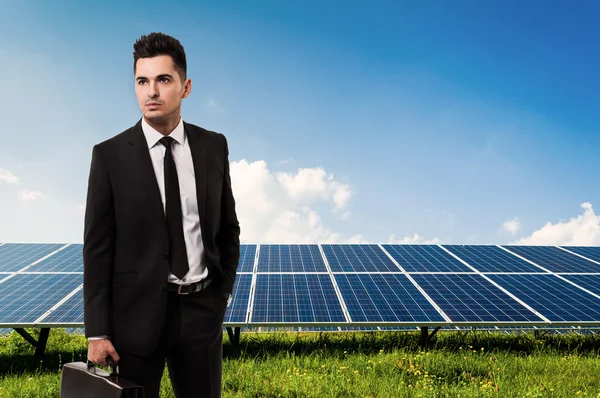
{"left": 160, "top": 283, "right": 167, "bottom": 291}
{"left": 163, "top": 252, "right": 169, "bottom": 259}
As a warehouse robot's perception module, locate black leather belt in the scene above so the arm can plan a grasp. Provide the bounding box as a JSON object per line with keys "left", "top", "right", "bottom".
{"left": 165, "top": 278, "right": 212, "bottom": 295}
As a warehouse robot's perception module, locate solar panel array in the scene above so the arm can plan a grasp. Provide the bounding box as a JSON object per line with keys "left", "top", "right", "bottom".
{"left": 1, "top": 243, "right": 600, "bottom": 329}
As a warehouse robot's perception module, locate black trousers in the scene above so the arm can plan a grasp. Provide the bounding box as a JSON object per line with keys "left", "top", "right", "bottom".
{"left": 117, "top": 287, "right": 229, "bottom": 398}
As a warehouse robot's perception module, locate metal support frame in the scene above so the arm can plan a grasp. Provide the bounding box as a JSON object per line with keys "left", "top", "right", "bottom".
{"left": 14, "top": 328, "right": 51, "bottom": 359}
{"left": 226, "top": 327, "right": 241, "bottom": 348}
{"left": 419, "top": 326, "right": 441, "bottom": 348}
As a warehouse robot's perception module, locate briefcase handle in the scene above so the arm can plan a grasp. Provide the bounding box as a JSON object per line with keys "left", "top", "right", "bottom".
{"left": 86, "top": 357, "right": 119, "bottom": 376}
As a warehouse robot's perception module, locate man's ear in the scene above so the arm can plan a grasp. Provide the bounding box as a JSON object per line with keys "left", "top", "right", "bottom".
{"left": 183, "top": 78, "right": 192, "bottom": 98}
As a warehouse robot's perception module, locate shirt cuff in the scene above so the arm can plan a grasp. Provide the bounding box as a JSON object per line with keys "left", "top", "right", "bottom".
{"left": 88, "top": 335, "right": 110, "bottom": 341}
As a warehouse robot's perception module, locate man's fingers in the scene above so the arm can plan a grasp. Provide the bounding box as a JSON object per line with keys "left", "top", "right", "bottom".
{"left": 105, "top": 341, "right": 120, "bottom": 363}
{"left": 97, "top": 357, "right": 108, "bottom": 366}
{"left": 109, "top": 350, "right": 121, "bottom": 363}
{"left": 87, "top": 339, "right": 118, "bottom": 366}
{"left": 88, "top": 354, "right": 107, "bottom": 366}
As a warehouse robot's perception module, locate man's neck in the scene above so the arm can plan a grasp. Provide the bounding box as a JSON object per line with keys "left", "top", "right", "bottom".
{"left": 144, "top": 115, "right": 181, "bottom": 136}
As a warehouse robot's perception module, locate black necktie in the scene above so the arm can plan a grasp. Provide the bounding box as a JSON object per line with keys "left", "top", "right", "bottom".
{"left": 159, "top": 136, "right": 189, "bottom": 279}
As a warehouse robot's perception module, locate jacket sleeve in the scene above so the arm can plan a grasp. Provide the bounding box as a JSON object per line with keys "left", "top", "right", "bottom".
{"left": 83, "top": 145, "right": 115, "bottom": 338}
{"left": 215, "top": 135, "right": 240, "bottom": 294}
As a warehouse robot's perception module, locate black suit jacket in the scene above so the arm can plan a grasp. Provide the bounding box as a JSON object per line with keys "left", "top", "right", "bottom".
{"left": 83, "top": 119, "right": 240, "bottom": 356}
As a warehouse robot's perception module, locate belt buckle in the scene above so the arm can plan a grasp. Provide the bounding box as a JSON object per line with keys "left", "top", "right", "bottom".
{"left": 177, "top": 284, "right": 191, "bottom": 295}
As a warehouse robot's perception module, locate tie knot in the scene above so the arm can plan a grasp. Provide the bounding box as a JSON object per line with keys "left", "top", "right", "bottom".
{"left": 159, "top": 136, "right": 175, "bottom": 148}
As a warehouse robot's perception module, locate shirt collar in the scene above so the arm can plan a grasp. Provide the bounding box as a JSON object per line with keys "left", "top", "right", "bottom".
{"left": 141, "top": 117, "right": 186, "bottom": 149}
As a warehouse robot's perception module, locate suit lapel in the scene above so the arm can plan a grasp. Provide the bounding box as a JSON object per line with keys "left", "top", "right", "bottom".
{"left": 184, "top": 122, "right": 207, "bottom": 235}
{"left": 128, "top": 119, "right": 166, "bottom": 227}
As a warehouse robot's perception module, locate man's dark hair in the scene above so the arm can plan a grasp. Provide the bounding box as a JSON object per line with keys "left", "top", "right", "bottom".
{"left": 133, "top": 32, "right": 187, "bottom": 80}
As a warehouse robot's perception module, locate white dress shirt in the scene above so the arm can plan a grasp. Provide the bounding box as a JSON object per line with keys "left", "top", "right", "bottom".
{"left": 141, "top": 117, "right": 208, "bottom": 285}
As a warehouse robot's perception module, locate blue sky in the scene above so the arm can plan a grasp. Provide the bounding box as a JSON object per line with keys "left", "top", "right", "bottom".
{"left": 0, "top": 0, "right": 599, "bottom": 244}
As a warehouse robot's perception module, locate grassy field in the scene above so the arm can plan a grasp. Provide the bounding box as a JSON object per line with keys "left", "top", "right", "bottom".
{"left": 1, "top": 328, "right": 600, "bottom": 397}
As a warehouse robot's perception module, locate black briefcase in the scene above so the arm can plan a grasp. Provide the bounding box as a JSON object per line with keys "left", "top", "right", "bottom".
{"left": 60, "top": 359, "right": 144, "bottom": 398}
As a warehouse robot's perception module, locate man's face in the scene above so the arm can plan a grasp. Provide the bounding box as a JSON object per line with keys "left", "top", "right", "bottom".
{"left": 134, "top": 55, "right": 191, "bottom": 124}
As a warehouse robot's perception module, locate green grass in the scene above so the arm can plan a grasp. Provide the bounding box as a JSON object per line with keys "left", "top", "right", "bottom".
{"left": 1, "top": 329, "right": 600, "bottom": 397}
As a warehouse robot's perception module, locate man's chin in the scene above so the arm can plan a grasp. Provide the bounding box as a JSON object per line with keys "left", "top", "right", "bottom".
{"left": 143, "top": 113, "right": 167, "bottom": 123}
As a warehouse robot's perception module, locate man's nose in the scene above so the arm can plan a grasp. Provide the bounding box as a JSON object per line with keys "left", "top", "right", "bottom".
{"left": 148, "top": 82, "right": 159, "bottom": 98}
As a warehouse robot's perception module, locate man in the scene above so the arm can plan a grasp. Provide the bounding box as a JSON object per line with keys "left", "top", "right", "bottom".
{"left": 83, "top": 32, "right": 240, "bottom": 398}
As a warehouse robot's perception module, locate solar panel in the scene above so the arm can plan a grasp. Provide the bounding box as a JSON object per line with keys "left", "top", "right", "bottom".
{"left": 443, "top": 245, "right": 545, "bottom": 273}
{"left": 382, "top": 244, "right": 471, "bottom": 272}
{"left": 561, "top": 275, "right": 600, "bottom": 297}
{"left": 502, "top": 246, "right": 600, "bottom": 273}
{"left": 337, "top": 326, "right": 382, "bottom": 331}
{"left": 3, "top": 242, "right": 600, "bottom": 330}
{"left": 0, "top": 243, "right": 65, "bottom": 272}
{"left": 561, "top": 246, "right": 600, "bottom": 264}
{"left": 334, "top": 273, "right": 446, "bottom": 323}
{"left": 323, "top": 244, "right": 399, "bottom": 272}
{"left": 0, "top": 273, "right": 82, "bottom": 324}
{"left": 224, "top": 274, "right": 252, "bottom": 324}
{"left": 410, "top": 274, "right": 544, "bottom": 323}
{"left": 237, "top": 244, "right": 256, "bottom": 273}
{"left": 38, "top": 288, "right": 83, "bottom": 324}
{"left": 37, "top": 275, "right": 257, "bottom": 326}
{"left": 487, "top": 274, "right": 600, "bottom": 322}
{"left": 28, "top": 244, "right": 83, "bottom": 272}
{"left": 256, "top": 245, "right": 327, "bottom": 272}
{"left": 250, "top": 274, "right": 345, "bottom": 323}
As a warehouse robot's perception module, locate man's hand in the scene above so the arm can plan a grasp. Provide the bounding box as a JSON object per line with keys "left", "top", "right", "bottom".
{"left": 87, "top": 339, "right": 120, "bottom": 366}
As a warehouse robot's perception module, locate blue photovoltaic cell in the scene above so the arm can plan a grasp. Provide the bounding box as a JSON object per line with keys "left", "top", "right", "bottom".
{"left": 256, "top": 245, "right": 326, "bottom": 272}
{"left": 0, "top": 243, "right": 65, "bottom": 272}
{"left": 224, "top": 274, "right": 252, "bottom": 324}
{"left": 39, "top": 288, "right": 83, "bottom": 324}
{"left": 251, "top": 274, "right": 345, "bottom": 323}
{"left": 0, "top": 273, "right": 82, "bottom": 324}
{"left": 334, "top": 274, "right": 445, "bottom": 323}
{"left": 382, "top": 244, "right": 471, "bottom": 272}
{"left": 502, "top": 246, "right": 600, "bottom": 273}
{"left": 323, "top": 245, "right": 399, "bottom": 272}
{"left": 411, "top": 274, "right": 542, "bottom": 323}
{"left": 488, "top": 274, "right": 600, "bottom": 322}
{"left": 29, "top": 244, "right": 83, "bottom": 272}
{"left": 237, "top": 245, "right": 257, "bottom": 272}
{"left": 561, "top": 275, "right": 600, "bottom": 297}
{"left": 443, "top": 245, "right": 545, "bottom": 273}
{"left": 561, "top": 246, "right": 600, "bottom": 265}
{"left": 338, "top": 326, "right": 383, "bottom": 332}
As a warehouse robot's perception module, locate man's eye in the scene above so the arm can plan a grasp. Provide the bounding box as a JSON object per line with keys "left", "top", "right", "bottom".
{"left": 138, "top": 80, "right": 146, "bottom": 85}
{"left": 161, "top": 78, "right": 169, "bottom": 83}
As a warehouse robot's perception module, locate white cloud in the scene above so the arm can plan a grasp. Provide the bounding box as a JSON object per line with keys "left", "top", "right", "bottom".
{"left": 502, "top": 217, "right": 520, "bottom": 235}
{"left": 388, "top": 233, "right": 440, "bottom": 244}
{"left": 276, "top": 167, "right": 352, "bottom": 214}
{"left": 0, "top": 168, "right": 19, "bottom": 185}
{"left": 262, "top": 208, "right": 342, "bottom": 243}
{"left": 346, "top": 234, "right": 368, "bottom": 243}
{"left": 230, "top": 159, "right": 353, "bottom": 243}
{"left": 207, "top": 98, "right": 217, "bottom": 107}
{"left": 513, "top": 202, "right": 600, "bottom": 246}
{"left": 19, "top": 190, "right": 44, "bottom": 201}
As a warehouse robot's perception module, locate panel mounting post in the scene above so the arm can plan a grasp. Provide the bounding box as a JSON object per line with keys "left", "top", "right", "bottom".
{"left": 419, "top": 326, "right": 440, "bottom": 349}
{"left": 226, "top": 327, "right": 241, "bottom": 348}
{"left": 14, "top": 328, "right": 51, "bottom": 359}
